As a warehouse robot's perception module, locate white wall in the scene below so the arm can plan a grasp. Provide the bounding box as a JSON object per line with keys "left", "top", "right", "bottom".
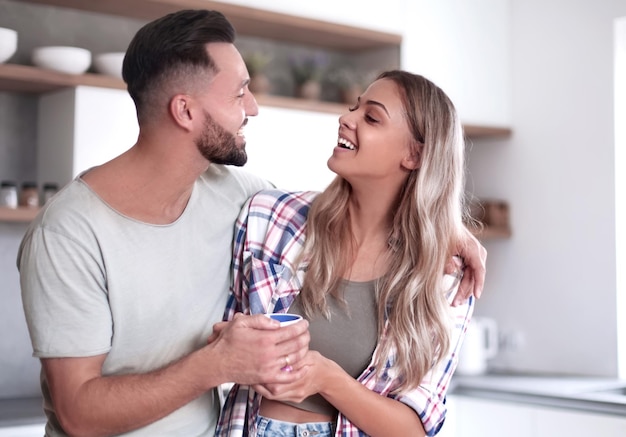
{"left": 233, "top": 0, "right": 626, "bottom": 382}
{"left": 218, "top": 0, "right": 407, "bottom": 34}
{"left": 615, "top": 17, "right": 626, "bottom": 378}
{"left": 469, "top": 0, "right": 626, "bottom": 377}
{"left": 244, "top": 106, "right": 337, "bottom": 192}
{"left": 402, "top": 0, "right": 512, "bottom": 127}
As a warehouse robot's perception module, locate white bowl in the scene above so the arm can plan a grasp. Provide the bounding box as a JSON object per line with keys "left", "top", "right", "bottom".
{"left": 31, "top": 46, "right": 92, "bottom": 74}
{"left": 0, "top": 27, "right": 18, "bottom": 64}
{"left": 93, "top": 52, "right": 125, "bottom": 78}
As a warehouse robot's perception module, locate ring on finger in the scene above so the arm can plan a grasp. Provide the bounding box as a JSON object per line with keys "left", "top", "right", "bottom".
{"left": 281, "top": 355, "right": 293, "bottom": 372}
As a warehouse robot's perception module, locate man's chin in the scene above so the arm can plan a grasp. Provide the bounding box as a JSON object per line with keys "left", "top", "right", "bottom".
{"left": 229, "top": 158, "right": 247, "bottom": 167}
{"left": 213, "top": 153, "right": 247, "bottom": 167}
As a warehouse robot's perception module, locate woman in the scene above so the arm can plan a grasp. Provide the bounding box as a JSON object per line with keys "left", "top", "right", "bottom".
{"left": 216, "top": 70, "right": 475, "bottom": 436}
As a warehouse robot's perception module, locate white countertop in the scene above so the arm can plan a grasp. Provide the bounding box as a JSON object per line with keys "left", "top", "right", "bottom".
{"left": 450, "top": 373, "right": 626, "bottom": 415}
{"left": 3, "top": 375, "right": 626, "bottom": 430}
{"left": 0, "top": 397, "right": 45, "bottom": 428}
{"left": 0, "top": 423, "right": 45, "bottom": 437}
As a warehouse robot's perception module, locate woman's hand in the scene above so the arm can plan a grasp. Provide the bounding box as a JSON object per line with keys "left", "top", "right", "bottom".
{"left": 446, "top": 227, "right": 487, "bottom": 306}
{"left": 255, "top": 351, "right": 428, "bottom": 436}
{"left": 252, "top": 350, "right": 336, "bottom": 402}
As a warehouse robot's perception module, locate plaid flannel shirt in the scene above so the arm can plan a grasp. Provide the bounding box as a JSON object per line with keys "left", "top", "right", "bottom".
{"left": 215, "top": 189, "right": 474, "bottom": 437}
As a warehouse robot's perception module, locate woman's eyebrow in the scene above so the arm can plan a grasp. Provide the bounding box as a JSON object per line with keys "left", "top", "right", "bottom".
{"left": 364, "top": 99, "right": 390, "bottom": 117}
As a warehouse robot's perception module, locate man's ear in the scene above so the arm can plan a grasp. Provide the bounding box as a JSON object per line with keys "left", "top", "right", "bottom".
{"left": 169, "top": 94, "right": 194, "bottom": 131}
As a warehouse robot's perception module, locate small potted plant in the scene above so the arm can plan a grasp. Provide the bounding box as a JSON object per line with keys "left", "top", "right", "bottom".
{"left": 328, "top": 67, "right": 367, "bottom": 104}
{"left": 243, "top": 51, "right": 272, "bottom": 94}
{"left": 289, "top": 52, "right": 329, "bottom": 100}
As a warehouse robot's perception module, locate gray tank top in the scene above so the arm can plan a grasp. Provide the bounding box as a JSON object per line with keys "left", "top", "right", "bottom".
{"left": 284, "top": 279, "right": 378, "bottom": 416}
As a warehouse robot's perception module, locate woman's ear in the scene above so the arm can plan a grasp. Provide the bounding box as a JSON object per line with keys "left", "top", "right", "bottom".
{"left": 169, "top": 94, "right": 194, "bottom": 132}
{"left": 401, "top": 142, "right": 422, "bottom": 171}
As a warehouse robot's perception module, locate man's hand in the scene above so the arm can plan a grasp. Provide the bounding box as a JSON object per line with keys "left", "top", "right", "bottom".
{"left": 446, "top": 228, "right": 487, "bottom": 306}
{"left": 207, "top": 313, "right": 310, "bottom": 386}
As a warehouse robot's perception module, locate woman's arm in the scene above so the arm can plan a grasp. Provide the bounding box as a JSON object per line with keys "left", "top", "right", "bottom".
{"left": 321, "top": 356, "right": 427, "bottom": 436}
{"left": 256, "top": 293, "right": 474, "bottom": 436}
{"left": 254, "top": 351, "right": 425, "bottom": 437}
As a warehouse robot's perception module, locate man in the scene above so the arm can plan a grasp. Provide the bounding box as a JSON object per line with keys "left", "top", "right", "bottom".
{"left": 18, "top": 8, "right": 486, "bottom": 437}
{"left": 18, "top": 10, "right": 309, "bottom": 436}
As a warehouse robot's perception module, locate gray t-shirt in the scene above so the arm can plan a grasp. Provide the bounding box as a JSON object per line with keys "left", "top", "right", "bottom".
{"left": 17, "top": 165, "right": 270, "bottom": 436}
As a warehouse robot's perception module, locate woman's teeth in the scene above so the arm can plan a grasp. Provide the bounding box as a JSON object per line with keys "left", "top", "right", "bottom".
{"left": 338, "top": 137, "right": 356, "bottom": 150}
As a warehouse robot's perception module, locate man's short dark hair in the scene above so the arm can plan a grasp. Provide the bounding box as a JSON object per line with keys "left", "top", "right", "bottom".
{"left": 123, "top": 9, "right": 236, "bottom": 119}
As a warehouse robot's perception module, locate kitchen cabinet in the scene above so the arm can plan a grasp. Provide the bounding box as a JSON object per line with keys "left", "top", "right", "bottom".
{"left": 0, "top": 85, "right": 138, "bottom": 223}
{"left": 535, "top": 407, "right": 626, "bottom": 436}
{"left": 443, "top": 395, "right": 626, "bottom": 437}
{"left": 37, "top": 86, "right": 138, "bottom": 187}
{"left": 443, "top": 395, "right": 535, "bottom": 437}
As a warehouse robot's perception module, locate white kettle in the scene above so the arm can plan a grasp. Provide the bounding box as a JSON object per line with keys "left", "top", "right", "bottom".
{"left": 456, "top": 317, "right": 499, "bottom": 375}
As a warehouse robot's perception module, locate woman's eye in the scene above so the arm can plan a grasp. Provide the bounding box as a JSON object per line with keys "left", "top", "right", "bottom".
{"left": 365, "top": 114, "right": 378, "bottom": 123}
{"left": 348, "top": 105, "right": 358, "bottom": 112}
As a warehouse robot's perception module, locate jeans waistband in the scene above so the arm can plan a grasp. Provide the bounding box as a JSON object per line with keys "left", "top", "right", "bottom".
{"left": 255, "top": 414, "right": 334, "bottom": 437}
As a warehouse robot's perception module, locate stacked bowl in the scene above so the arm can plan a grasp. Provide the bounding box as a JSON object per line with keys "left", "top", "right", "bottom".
{"left": 0, "top": 27, "right": 18, "bottom": 64}
{"left": 31, "top": 46, "right": 92, "bottom": 74}
{"left": 93, "top": 52, "right": 125, "bottom": 78}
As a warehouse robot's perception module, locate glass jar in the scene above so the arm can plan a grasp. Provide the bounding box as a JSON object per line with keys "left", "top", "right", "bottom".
{"left": 0, "top": 180, "right": 19, "bottom": 208}
{"left": 19, "top": 181, "right": 39, "bottom": 208}
{"left": 42, "top": 182, "right": 59, "bottom": 204}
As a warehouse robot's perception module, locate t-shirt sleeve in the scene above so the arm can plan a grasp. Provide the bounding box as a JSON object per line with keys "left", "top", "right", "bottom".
{"left": 19, "top": 225, "right": 113, "bottom": 358}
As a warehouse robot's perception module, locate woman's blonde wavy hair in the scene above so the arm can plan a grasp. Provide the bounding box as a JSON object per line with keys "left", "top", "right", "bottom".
{"left": 299, "top": 70, "right": 467, "bottom": 394}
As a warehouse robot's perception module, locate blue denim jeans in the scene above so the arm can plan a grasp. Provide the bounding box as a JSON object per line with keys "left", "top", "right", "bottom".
{"left": 255, "top": 415, "right": 334, "bottom": 437}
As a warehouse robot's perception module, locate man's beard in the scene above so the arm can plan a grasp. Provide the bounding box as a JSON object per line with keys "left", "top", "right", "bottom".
{"left": 196, "top": 111, "right": 247, "bottom": 166}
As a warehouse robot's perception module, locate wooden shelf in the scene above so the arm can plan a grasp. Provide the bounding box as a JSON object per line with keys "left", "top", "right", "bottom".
{"left": 0, "top": 206, "right": 40, "bottom": 222}
{"left": 17, "top": 0, "right": 402, "bottom": 51}
{"left": 255, "top": 94, "right": 349, "bottom": 115}
{"left": 0, "top": 205, "right": 513, "bottom": 237}
{"left": 0, "top": 201, "right": 512, "bottom": 238}
{"left": 0, "top": 65, "right": 511, "bottom": 139}
{"left": 0, "top": 63, "right": 126, "bottom": 93}
{"left": 3, "top": 2, "right": 511, "bottom": 140}
{"left": 472, "top": 225, "right": 512, "bottom": 240}
{"left": 464, "top": 124, "right": 512, "bottom": 139}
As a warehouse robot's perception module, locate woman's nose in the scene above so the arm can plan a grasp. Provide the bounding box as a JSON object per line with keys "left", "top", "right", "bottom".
{"left": 339, "top": 111, "right": 356, "bottom": 129}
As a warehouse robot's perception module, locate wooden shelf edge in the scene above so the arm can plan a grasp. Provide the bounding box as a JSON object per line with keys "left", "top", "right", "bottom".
{"left": 464, "top": 124, "right": 512, "bottom": 139}
{"left": 0, "top": 207, "right": 40, "bottom": 223}
{"left": 257, "top": 95, "right": 511, "bottom": 139}
{"left": 0, "top": 64, "right": 126, "bottom": 93}
{"left": 17, "top": 0, "right": 402, "bottom": 51}
{"left": 470, "top": 225, "right": 512, "bottom": 240}
{"left": 256, "top": 94, "right": 348, "bottom": 115}
{"left": 0, "top": 65, "right": 511, "bottom": 140}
